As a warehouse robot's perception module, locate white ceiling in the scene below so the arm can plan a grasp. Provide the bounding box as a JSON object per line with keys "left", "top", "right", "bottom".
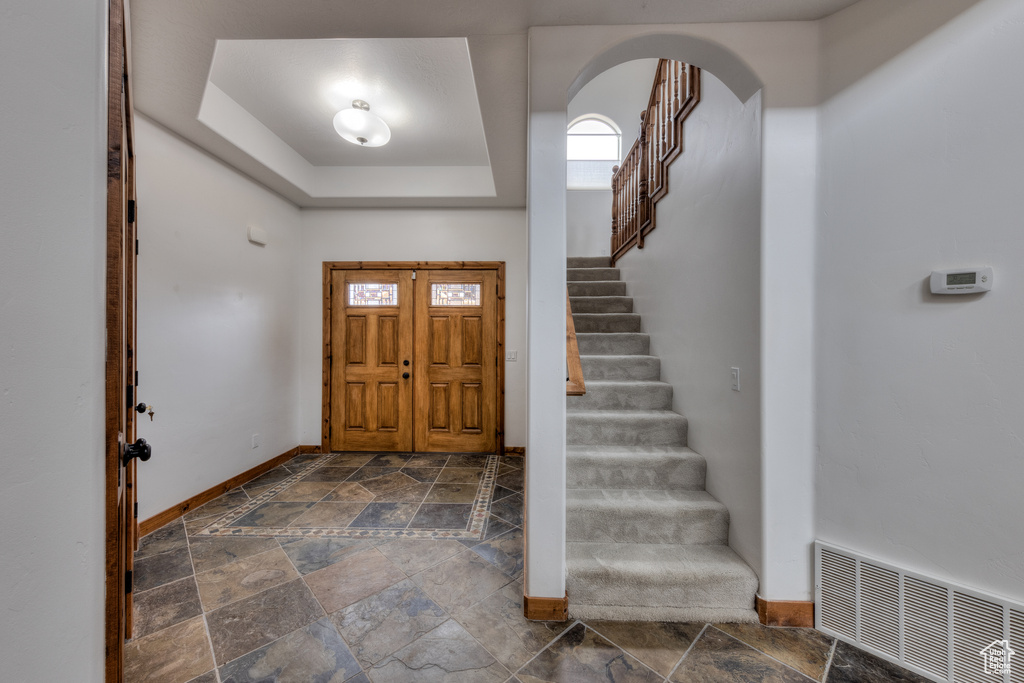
{"left": 131, "top": 0, "right": 861, "bottom": 208}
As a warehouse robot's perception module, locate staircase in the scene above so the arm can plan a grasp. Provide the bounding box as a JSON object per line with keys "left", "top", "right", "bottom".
{"left": 565, "top": 256, "right": 759, "bottom": 622}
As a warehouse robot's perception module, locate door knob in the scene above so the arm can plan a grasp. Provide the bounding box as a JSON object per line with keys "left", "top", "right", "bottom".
{"left": 135, "top": 402, "right": 148, "bottom": 413}
{"left": 402, "top": 372, "right": 410, "bottom": 379}
{"left": 123, "top": 438, "right": 152, "bottom": 466}
{"left": 403, "top": 360, "right": 410, "bottom": 366}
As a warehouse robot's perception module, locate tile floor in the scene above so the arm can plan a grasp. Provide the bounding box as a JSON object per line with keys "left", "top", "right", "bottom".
{"left": 127, "top": 452, "right": 930, "bottom": 683}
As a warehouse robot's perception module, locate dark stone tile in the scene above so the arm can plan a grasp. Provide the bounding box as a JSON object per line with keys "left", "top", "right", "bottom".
{"left": 277, "top": 536, "right": 372, "bottom": 575}
{"left": 350, "top": 502, "right": 419, "bottom": 528}
{"left": 372, "top": 482, "right": 432, "bottom": 503}
{"left": 498, "top": 455, "right": 523, "bottom": 470}
{"left": 189, "top": 535, "right": 279, "bottom": 574}
{"left": 301, "top": 466, "right": 360, "bottom": 483}
{"left": 411, "top": 550, "right": 513, "bottom": 614}
{"left": 401, "top": 467, "right": 442, "bottom": 483}
{"left": 469, "top": 528, "right": 523, "bottom": 578}
{"left": 322, "top": 481, "right": 376, "bottom": 502}
{"left": 453, "top": 581, "right": 565, "bottom": 672}
{"left": 132, "top": 576, "right": 203, "bottom": 639}
{"left": 194, "top": 547, "right": 299, "bottom": 611}
{"left": 494, "top": 469, "right": 523, "bottom": 493}
{"left": 242, "top": 467, "right": 295, "bottom": 495}
{"left": 587, "top": 621, "right": 704, "bottom": 677}
{"left": 229, "top": 501, "right": 313, "bottom": 528}
{"left": 184, "top": 488, "right": 250, "bottom": 522}
{"left": 134, "top": 546, "right": 193, "bottom": 592}
{"left": 376, "top": 539, "right": 466, "bottom": 575}
{"left": 136, "top": 519, "right": 188, "bottom": 559}
{"left": 330, "top": 578, "right": 448, "bottom": 668}
{"left": 670, "top": 627, "right": 814, "bottom": 682}
{"left": 365, "top": 453, "right": 413, "bottom": 468}
{"left": 185, "top": 672, "right": 218, "bottom": 683}
{"left": 827, "top": 640, "right": 932, "bottom": 683}
{"left": 492, "top": 485, "right": 517, "bottom": 502}
{"left": 124, "top": 616, "right": 214, "bottom": 683}
{"left": 347, "top": 467, "right": 401, "bottom": 483}
{"left": 458, "top": 517, "right": 516, "bottom": 548}
{"left": 409, "top": 503, "right": 473, "bottom": 529}
{"left": 517, "top": 623, "right": 661, "bottom": 682}
{"left": 269, "top": 481, "right": 338, "bottom": 502}
{"left": 357, "top": 471, "right": 419, "bottom": 495}
{"left": 369, "top": 619, "right": 509, "bottom": 682}
{"left": 205, "top": 578, "right": 325, "bottom": 666}
{"left": 489, "top": 494, "right": 524, "bottom": 526}
{"left": 405, "top": 454, "right": 450, "bottom": 468}
{"left": 327, "top": 453, "right": 375, "bottom": 467}
{"left": 424, "top": 483, "right": 478, "bottom": 504}
{"left": 287, "top": 501, "right": 369, "bottom": 528}
{"left": 446, "top": 454, "right": 490, "bottom": 468}
{"left": 716, "top": 622, "right": 833, "bottom": 681}
{"left": 304, "top": 548, "right": 406, "bottom": 613}
{"left": 218, "top": 616, "right": 361, "bottom": 683}
{"left": 286, "top": 452, "right": 324, "bottom": 467}
{"left": 436, "top": 467, "right": 484, "bottom": 484}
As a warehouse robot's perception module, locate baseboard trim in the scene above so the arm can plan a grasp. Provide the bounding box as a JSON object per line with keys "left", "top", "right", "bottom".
{"left": 298, "top": 444, "right": 322, "bottom": 454}
{"left": 524, "top": 592, "right": 568, "bottom": 621}
{"left": 139, "top": 445, "right": 302, "bottom": 536}
{"left": 756, "top": 596, "right": 814, "bottom": 627}
{"left": 504, "top": 446, "right": 525, "bottom": 456}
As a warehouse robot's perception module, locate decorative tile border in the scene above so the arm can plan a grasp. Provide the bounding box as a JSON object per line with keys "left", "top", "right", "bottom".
{"left": 192, "top": 453, "right": 499, "bottom": 540}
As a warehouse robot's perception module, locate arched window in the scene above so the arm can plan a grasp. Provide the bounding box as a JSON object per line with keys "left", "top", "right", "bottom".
{"left": 567, "top": 115, "right": 621, "bottom": 190}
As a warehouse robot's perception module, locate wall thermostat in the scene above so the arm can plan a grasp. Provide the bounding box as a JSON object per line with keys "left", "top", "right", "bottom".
{"left": 930, "top": 267, "right": 992, "bottom": 294}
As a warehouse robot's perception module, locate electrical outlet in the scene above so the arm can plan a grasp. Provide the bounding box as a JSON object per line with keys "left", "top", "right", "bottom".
{"left": 731, "top": 367, "right": 740, "bottom": 391}
{"left": 251, "top": 433, "right": 260, "bottom": 449}
{"left": 506, "top": 350, "right": 517, "bottom": 362}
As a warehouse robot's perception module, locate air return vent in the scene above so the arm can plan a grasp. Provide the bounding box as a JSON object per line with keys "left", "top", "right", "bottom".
{"left": 816, "top": 542, "right": 1023, "bottom": 683}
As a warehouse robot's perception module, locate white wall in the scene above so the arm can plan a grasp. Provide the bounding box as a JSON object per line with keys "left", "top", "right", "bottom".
{"left": 566, "top": 59, "right": 660, "bottom": 257}
{"left": 298, "top": 209, "right": 528, "bottom": 447}
{"left": 616, "top": 72, "right": 763, "bottom": 576}
{"left": 0, "top": 1, "right": 107, "bottom": 680}
{"left": 529, "top": 21, "right": 820, "bottom": 601}
{"left": 816, "top": 0, "right": 1024, "bottom": 601}
{"left": 135, "top": 116, "right": 303, "bottom": 520}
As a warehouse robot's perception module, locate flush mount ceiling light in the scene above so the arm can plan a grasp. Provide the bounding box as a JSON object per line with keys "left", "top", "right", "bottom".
{"left": 332, "top": 99, "right": 391, "bottom": 147}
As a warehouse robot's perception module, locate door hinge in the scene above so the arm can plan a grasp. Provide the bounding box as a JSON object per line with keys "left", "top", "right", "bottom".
{"left": 411, "top": 270, "right": 417, "bottom": 280}
{"left": 135, "top": 238, "right": 139, "bottom": 255}
{"left": 125, "top": 570, "right": 133, "bottom": 594}
{"left": 135, "top": 370, "right": 139, "bottom": 387}
{"left": 126, "top": 199, "right": 135, "bottom": 224}
{"left": 134, "top": 502, "right": 138, "bottom": 519}
{"left": 126, "top": 384, "right": 134, "bottom": 408}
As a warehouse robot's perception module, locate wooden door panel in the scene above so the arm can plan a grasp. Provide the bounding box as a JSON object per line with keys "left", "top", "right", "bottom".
{"left": 329, "top": 270, "right": 413, "bottom": 451}
{"left": 414, "top": 270, "right": 498, "bottom": 452}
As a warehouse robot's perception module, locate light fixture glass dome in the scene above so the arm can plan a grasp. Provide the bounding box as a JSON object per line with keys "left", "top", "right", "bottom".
{"left": 333, "top": 99, "right": 391, "bottom": 147}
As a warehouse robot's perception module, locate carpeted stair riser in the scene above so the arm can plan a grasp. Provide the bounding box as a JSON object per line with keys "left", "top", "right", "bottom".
{"left": 567, "top": 410, "right": 687, "bottom": 447}
{"left": 579, "top": 355, "right": 661, "bottom": 381}
{"left": 567, "top": 489, "right": 729, "bottom": 544}
{"left": 567, "top": 280, "right": 628, "bottom": 297}
{"left": 572, "top": 313, "right": 641, "bottom": 333}
{"left": 569, "top": 296, "right": 634, "bottom": 313}
{"left": 566, "top": 543, "right": 759, "bottom": 621}
{"left": 567, "top": 256, "right": 612, "bottom": 269}
{"left": 566, "top": 446, "right": 705, "bottom": 490}
{"left": 576, "top": 332, "right": 649, "bottom": 355}
{"left": 567, "top": 267, "right": 621, "bottom": 281}
{"left": 567, "top": 381, "right": 672, "bottom": 411}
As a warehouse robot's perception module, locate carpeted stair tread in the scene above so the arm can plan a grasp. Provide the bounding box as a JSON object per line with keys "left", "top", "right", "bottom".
{"left": 566, "top": 445, "right": 705, "bottom": 490}
{"left": 579, "top": 355, "right": 661, "bottom": 381}
{"left": 567, "top": 542, "right": 759, "bottom": 621}
{"left": 568, "top": 280, "right": 628, "bottom": 297}
{"left": 567, "top": 256, "right": 611, "bottom": 268}
{"left": 567, "top": 267, "right": 620, "bottom": 281}
{"left": 567, "top": 489, "right": 729, "bottom": 544}
{"left": 567, "top": 409, "right": 687, "bottom": 447}
{"left": 572, "top": 312, "right": 642, "bottom": 333}
{"left": 576, "top": 332, "right": 650, "bottom": 355}
{"left": 567, "top": 380, "right": 672, "bottom": 411}
{"left": 569, "top": 296, "right": 634, "bottom": 313}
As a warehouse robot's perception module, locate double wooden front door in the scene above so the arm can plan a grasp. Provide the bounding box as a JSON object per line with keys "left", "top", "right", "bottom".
{"left": 324, "top": 263, "right": 503, "bottom": 453}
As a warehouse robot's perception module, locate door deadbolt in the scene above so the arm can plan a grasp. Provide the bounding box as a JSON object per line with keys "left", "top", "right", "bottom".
{"left": 402, "top": 372, "right": 410, "bottom": 379}
{"left": 403, "top": 360, "right": 410, "bottom": 366}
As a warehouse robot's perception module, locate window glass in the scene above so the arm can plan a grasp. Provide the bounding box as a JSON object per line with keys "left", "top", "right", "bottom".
{"left": 567, "top": 116, "right": 620, "bottom": 190}
{"left": 431, "top": 283, "right": 481, "bottom": 306}
{"left": 348, "top": 283, "right": 397, "bottom": 306}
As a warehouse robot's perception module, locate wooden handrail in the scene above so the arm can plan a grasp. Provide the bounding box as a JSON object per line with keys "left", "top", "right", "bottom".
{"left": 566, "top": 288, "right": 586, "bottom": 396}
{"left": 611, "top": 60, "right": 701, "bottom": 264}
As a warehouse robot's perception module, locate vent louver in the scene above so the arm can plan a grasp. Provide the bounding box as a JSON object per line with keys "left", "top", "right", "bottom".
{"left": 816, "top": 542, "right": 1022, "bottom": 683}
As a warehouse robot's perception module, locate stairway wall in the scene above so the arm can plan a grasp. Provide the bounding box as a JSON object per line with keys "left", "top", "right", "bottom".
{"left": 615, "top": 70, "right": 763, "bottom": 577}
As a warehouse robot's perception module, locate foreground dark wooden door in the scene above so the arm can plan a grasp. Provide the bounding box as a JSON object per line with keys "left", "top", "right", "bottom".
{"left": 324, "top": 262, "right": 504, "bottom": 454}
{"left": 328, "top": 269, "right": 414, "bottom": 451}
{"left": 413, "top": 269, "right": 498, "bottom": 453}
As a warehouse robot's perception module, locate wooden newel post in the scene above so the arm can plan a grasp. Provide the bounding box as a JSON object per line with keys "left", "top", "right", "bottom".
{"left": 610, "top": 165, "right": 620, "bottom": 254}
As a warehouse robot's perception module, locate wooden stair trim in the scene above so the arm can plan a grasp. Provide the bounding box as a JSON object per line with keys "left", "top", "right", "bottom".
{"left": 566, "top": 288, "right": 586, "bottom": 396}
{"left": 756, "top": 595, "right": 814, "bottom": 627}
{"left": 524, "top": 592, "right": 569, "bottom": 621}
